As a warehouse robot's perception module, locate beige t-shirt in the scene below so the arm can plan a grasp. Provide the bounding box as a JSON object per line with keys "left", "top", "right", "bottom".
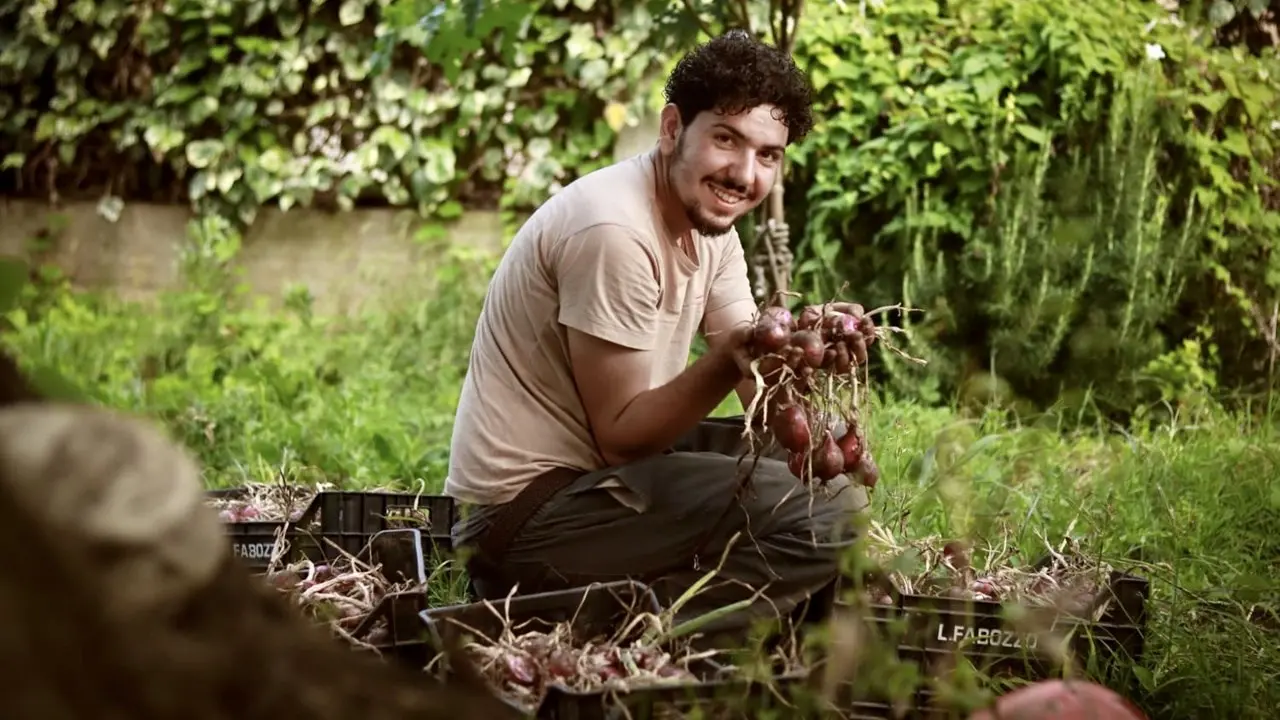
{"left": 445, "top": 147, "right": 757, "bottom": 506}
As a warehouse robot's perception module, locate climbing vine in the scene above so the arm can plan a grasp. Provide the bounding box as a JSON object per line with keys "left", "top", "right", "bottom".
{"left": 0, "top": 0, "right": 689, "bottom": 227}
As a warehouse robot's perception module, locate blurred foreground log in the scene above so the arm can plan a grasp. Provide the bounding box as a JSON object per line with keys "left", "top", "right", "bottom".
{"left": 0, "top": 350, "right": 518, "bottom": 720}
{"left": 0, "top": 352, "right": 40, "bottom": 405}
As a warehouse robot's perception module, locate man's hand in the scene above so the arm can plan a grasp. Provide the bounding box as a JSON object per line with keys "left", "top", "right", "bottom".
{"left": 708, "top": 322, "right": 755, "bottom": 380}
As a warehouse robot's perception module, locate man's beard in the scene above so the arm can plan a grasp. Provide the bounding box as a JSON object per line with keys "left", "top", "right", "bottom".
{"left": 668, "top": 138, "right": 743, "bottom": 238}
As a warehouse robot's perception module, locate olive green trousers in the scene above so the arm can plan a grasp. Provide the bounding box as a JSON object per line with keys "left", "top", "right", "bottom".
{"left": 453, "top": 416, "right": 869, "bottom": 639}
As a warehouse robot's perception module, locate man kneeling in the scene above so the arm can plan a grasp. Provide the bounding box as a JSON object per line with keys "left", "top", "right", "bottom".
{"left": 446, "top": 32, "right": 869, "bottom": 639}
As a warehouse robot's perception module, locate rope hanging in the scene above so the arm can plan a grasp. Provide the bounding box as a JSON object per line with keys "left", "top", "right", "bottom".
{"left": 751, "top": 217, "right": 793, "bottom": 302}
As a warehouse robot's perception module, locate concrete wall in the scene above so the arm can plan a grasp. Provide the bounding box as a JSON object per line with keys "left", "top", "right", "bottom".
{"left": 0, "top": 110, "right": 661, "bottom": 316}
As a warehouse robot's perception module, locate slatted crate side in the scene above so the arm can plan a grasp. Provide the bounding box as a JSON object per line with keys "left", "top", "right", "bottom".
{"left": 207, "top": 488, "right": 458, "bottom": 570}
{"left": 420, "top": 581, "right": 662, "bottom": 669}
{"left": 344, "top": 529, "right": 443, "bottom": 668}
{"left": 829, "top": 563, "right": 1151, "bottom": 712}
{"left": 206, "top": 488, "right": 328, "bottom": 571}
{"left": 314, "top": 491, "right": 456, "bottom": 558}
{"left": 419, "top": 581, "right": 664, "bottom": 717}
{"left": 419, "top": 582, "right": 946, "bottom": 720}
{"left": 530, "top": 661, "right": 955, "bottom": 719}
{"left": 892, "top": 566, "right": 1150, "bottom": 669}
{"left": 539, "top": 670, "right": 878, "bottom": 720}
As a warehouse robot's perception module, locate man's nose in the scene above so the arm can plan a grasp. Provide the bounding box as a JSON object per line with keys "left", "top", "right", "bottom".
{"left": 726, "top": 153, "right": 756, "bottom": 191}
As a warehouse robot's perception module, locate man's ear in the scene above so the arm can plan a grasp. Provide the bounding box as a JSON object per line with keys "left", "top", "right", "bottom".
{"left": 658, "top": 103, "right": 683, "bottom": 155}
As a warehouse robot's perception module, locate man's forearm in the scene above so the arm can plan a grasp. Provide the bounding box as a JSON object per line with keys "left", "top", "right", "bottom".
{"left": 600, "top": 350, "right": 743, "bottom": 465}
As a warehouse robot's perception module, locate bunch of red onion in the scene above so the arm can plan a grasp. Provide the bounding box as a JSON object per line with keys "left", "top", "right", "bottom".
{"left": 463, "top": 627, "right": 697, "bottom": 714}
{"left": 213, "top": 499, "right": 308, "bottom": 524}
{"left": 745, "top": 303, "right": 881, "bottom": 489}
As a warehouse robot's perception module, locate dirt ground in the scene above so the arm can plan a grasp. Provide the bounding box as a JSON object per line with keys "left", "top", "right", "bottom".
{"left": 0, "top": 351, "right": 519, "bottom": 720}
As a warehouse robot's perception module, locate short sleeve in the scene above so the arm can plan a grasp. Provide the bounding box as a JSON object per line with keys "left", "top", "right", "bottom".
{"left": 705, "top": 233, "right": 757, "bottom": 318}
{"left": 555, "top": 224, "right": 662, "bottom": 351}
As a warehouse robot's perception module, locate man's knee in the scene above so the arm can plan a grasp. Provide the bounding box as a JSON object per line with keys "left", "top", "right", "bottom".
{"left": 746, "top": 462, "right": 867, "bottom": 543}
{"left": 823, "top": 475, "right": 870, "bottom": 521}
{"left": 818, "top": 476, "right": 870, "bottom": 543}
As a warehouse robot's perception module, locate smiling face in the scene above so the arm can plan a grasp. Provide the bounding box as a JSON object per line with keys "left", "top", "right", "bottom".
{"left": 658, "top": 103, "right": 789, "bottom": 238}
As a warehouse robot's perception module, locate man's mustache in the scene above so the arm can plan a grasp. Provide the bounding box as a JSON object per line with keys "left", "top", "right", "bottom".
{"left": 706, "top": 178, "right": 748, "bottom": 195}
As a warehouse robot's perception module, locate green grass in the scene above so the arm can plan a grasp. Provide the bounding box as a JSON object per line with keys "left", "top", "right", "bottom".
{"left": 4, "top": 256, "right": 1278, "bottom": 719}
{"left": 861, "top": 400, "right": 1280, "bottom": 718}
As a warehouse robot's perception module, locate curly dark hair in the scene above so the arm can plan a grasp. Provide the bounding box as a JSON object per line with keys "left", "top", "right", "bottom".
{"left": 663, "top": 30, "right": 815, "bottom": 146}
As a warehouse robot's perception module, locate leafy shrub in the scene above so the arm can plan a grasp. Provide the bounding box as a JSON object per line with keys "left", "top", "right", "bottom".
{"left": 2, "top": 219, "right": 496, "bottom": 488}
{"left": 0, "top": 0, "right": 684, "bottom": 225}
{"left": 786, "top": 0, "right": 1280, "bottom": 419}
{"left": 4, "top": 0, "right": 1279, "bottom": 419}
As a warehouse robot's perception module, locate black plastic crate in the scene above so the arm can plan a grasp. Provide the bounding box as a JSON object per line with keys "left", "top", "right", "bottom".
{"left": 310, "top": 491, "right": 456, "bottom": 560}
{"left": 419, "top": 581, "right": 931, "bottom": 719}
{"left": 458, "top": 655, "right": 941, "bottom": 719}
{"left": 362, "top": 527, "right": 436, "bottom": 586}
{"left": 834, "top": 560, "right": 1149, "bottom": 688}
{"left": 421, "top": 581, "right": 664, "bottom": 714}
{"left": 347, "top": 528, "right": 469, "bottom": 668}
{"left": 420, "top": 580, "right": 662, "bottom": 669}
{"left": 207, "top": 488, "right": 456, "bottom": 572}
{"left": 222, "top": 519, "right": 324, "bottom": 569}
{"left": 351, "top": 589, "right": 436, "bottom": 667}
{"left": 251, "top": 529, "right": 437, "bottom": 648}
{"left": 899, "top": 572, "right": 1145, "bottom": 676}
{"left": 262, "top": 528, "right": 434, "bottom": 592}
{"left": 534, "top": 670, "right": 912, "bottom": 719}
{"left": 206, "top": 487, "right": 326, "bottom": 570}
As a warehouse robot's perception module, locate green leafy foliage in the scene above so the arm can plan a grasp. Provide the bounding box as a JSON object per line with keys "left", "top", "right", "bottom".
{"left": 2, "top": 5, "right": 1278, "bottom": 715}
{"left": 2, "top": 219, "right": 496, "bottom": 485}
{"left": 4, "top": 236, "right": 1280, "bottom": 719}
{"left": 0, "top": 255, "right": 91, "bottom": 402}
{"left": 0, "top": 0, "right": 684, "bottom": 226}
{"left": 3, "top": 0, "right": 1279, "bottom": 419}
{"left": 1180, "top": 0, "right": 1278, "bottom": 54}
{"left": 0, "top": 257, "right": 26, "bottom": 315}
{"left": 785, "top": 0, "right": 1280, "bottom": 419}
{"left": 375, "top": 0, "right": 498, "bottom": 69}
